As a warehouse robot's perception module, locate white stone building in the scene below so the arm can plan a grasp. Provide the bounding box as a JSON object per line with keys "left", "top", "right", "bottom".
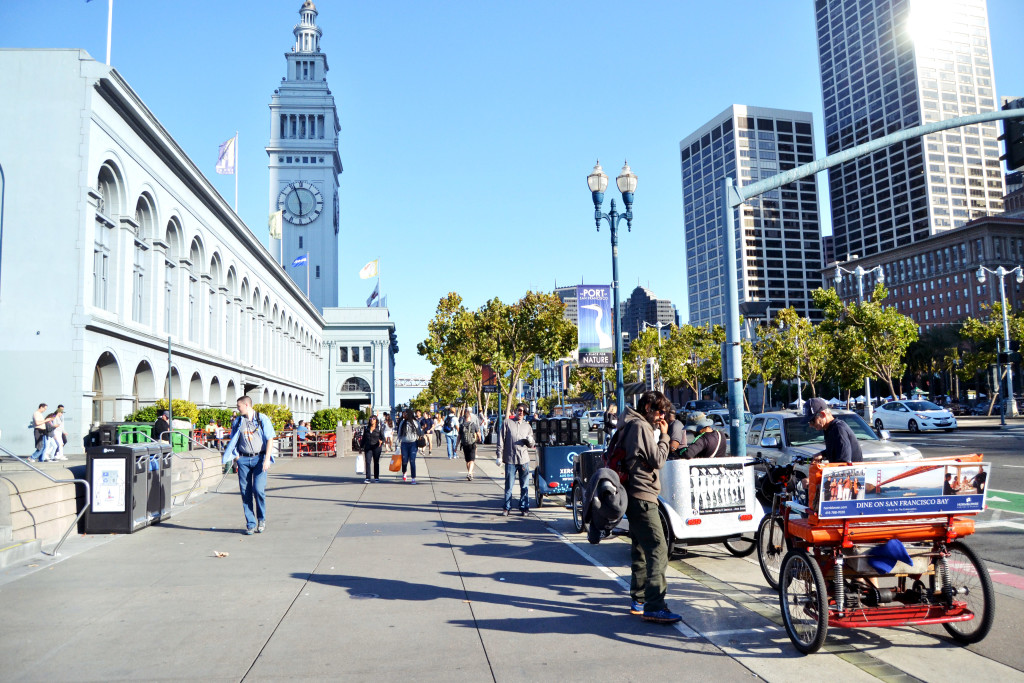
{"left": 323, "top": 308, "right": 397, "bottom": 413}
{"left": 0, "top": 49, "right": 325, "bottom": 454}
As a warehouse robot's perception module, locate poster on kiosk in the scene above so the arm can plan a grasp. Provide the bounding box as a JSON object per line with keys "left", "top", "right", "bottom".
{"left": 817, "top": 459, "right": 991, "bottom": 519}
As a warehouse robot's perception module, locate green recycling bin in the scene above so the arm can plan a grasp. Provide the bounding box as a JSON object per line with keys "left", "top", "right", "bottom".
{"left": 170, "top": 429, "right": 189, "bottom": 453}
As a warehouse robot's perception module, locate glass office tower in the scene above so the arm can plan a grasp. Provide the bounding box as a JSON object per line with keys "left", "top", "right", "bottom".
{"left": 815, "top": 0, "right": 1004, "bottom": 264}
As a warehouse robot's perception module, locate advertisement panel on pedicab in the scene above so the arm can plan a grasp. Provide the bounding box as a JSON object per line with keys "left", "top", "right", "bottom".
{"left": 817, "top": 459, "right": 991, "bottom": 519}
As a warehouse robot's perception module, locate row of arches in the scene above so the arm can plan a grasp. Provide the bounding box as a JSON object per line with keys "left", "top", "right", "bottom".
{"left": 93, "top": 158, "right": 322, "bottom": 389}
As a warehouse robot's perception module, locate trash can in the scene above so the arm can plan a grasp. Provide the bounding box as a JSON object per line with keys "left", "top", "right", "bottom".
{"left": 157, "top": 442, "right": 173, "bottom": 520}
{"left": 117, "top": 423, "right": 152, "bottom": 444}
{"left": 84, "top": 443, "right": 152, "bottom": 534}
{"left": 98, "top": 422, "right": 122, "bottom": 446}
{"left": 170, "top": 429, "right": 189, "bottom": 453}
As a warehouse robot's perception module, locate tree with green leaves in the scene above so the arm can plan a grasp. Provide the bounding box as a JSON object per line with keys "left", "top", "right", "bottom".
{"left": 569, "top": 365, "right": 606, "bottom": 408}
{"left": 960, "top": 301, "right": 1024, "bottom": 415}
{"left": 475, "top": 291, "right": 577, "bottom": 416}
{"left": 813, "top": 284, "right": 918, "bottom": 399}
{"left": 417, "top": 293, "right": 488, "bottom": 409}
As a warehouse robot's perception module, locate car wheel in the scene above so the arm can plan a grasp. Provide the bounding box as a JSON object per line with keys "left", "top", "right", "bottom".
{"left": 659, "top": 505, "right": 676, "bottom": 557}
{"left": 945, "top": 428, "right": 956, "bottom": 433}
{"left": 874, "top": 419, "right": 884, "bottom": 431}
{"left": 909, "top": 419, "right": 920, "bottom": 433}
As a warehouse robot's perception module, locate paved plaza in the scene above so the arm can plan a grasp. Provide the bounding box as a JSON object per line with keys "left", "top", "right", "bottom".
{"left": 2, "top": 451, "right": 1024, "bottom": 682}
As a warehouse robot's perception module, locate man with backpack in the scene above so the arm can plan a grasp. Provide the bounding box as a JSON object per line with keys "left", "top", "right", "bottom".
{"left": 612, "top": 390, "right": 681, "bottom": 625}
{"left": 443, "top": 408, "right": 459, "bottom": 459}
{"left": 222, "top": 396, "right": 277, "bottom": 535}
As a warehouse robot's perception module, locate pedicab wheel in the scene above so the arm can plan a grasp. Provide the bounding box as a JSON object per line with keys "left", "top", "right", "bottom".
{"left": 571, "top": 484, "right": 586, "bottom": 533}
{"left": 757, "top": 515, "right": 787, "bottom": 590}
{"left": 534, "top": 472, "right": 544, "bottom": 508}
{"left": 723, "top": 534, "right": 757, "bottom": 557}
{"left": 779, "top": 549, "right": 828, "bottom": 654}
{"left": 941, "top": 540, "right": 995, "bottom": 644}
{"left": 658, "top": 505, "right": 676, "bottom": 557}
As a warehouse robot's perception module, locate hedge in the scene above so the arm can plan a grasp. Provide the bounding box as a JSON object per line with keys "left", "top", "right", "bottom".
{"left": 310, "top": 407, "right": 362, "bottom": 431}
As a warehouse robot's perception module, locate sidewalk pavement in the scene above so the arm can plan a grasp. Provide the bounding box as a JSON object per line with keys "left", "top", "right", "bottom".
{"left": 0, "top": 450, "right": 751, "bottom": 682}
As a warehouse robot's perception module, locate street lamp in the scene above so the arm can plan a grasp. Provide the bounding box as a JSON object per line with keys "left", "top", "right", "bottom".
{"left": 976, "top": 265, "right": 1023, "bottom": 424}
{"left": 778, "top": 319, "right": 803, "bottom": 411}
{"left": 589, "top": 159, "right": 637, "bottom": 414}
{"left": 833, "top": 264, "right": 885, "bottom": 423}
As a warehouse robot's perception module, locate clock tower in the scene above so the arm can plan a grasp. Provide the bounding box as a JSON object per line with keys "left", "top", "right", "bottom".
{"left": 267, "top": 0, "right": 342, "bottom": 310}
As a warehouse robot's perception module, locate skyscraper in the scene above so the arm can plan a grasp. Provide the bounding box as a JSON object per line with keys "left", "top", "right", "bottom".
{"left": 680, "top": 105, "right": 824, "bottom": 327}
{"left": 815, "top": 0, "right": 1004, "bottom": 264}
{"left": 268, "top": 1, "right": 343, "bottom": 310}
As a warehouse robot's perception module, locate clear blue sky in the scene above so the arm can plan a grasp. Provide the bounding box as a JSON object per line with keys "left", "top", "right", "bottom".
{"left": 3, "top": 0, "right": 1023, "bottom": 403}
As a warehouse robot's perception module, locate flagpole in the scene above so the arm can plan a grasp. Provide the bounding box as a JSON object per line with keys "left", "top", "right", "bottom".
{"left": 306, "top": 252, "right": 310, "bottom": 298}
{"left": 233, "top": 131, "right": 239, "bottom": 212}
{"left": 105, "top": 0, "right": 113, "bottom": 66}
{"left": 376, "top": 255, "right": 381, "bottom": 308}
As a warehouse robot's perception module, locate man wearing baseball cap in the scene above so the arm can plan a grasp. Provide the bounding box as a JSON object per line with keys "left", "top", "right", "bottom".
{"left": 804, "top": 397, "right": 862, "bottom": 465}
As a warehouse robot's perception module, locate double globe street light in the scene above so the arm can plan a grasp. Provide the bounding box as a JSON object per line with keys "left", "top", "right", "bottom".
{"left": 588, "top": 160, "right": 637, "bottom": 413}
{"left": 976, "top": 265, "right": 1024, "bottom": 424}
{"left": 833, "top": 264, "right": 885, "bottom": 423}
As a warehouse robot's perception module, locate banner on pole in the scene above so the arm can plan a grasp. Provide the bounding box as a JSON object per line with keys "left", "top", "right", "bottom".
{"left": 366, "top": 281, "right": 379, "bottom": 307}
{"left": 216, "top": 136, "right": 236, "bottom": 175}
{"left": 359, "top": 259, "right": 379, "bottom": 279}
{"left": 576, "top": 285, "right": 613, "bottom": 367}
{"left": 268, "top": 210, "right": 283, "bottom": 239}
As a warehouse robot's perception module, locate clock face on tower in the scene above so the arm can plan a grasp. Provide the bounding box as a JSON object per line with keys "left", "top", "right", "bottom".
{"left": 277, "top": 181, "right": 324, "bottom": 225}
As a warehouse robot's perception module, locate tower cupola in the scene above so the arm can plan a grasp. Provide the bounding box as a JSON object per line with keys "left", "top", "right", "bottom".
{"left": 293, "top": 1, "right": 322, "bottom": 53}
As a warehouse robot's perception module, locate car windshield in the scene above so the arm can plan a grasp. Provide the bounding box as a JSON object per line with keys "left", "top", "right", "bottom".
{"left": 784, "top": 413, "right": 878, "bottom": 446}
{"left": 904, "top": 401, "right": 941, "bottom": 411}
{"left": 694, "top": 401, "right": 722, "bottom": 410}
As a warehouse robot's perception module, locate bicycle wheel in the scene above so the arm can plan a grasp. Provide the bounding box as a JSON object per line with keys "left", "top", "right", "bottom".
{"left": 941, "top": 540, "right": 995, "bottom": 644}
{"left": 757, "top": 515, "right": 787, "bottom": 590}
{"left": 724, "top": 534, "right": 757, "bottom": 557}
{"left": 779, "top": 549, "right": 828, "bottom": 654}
{"left": 571, "top": 484, "right": 586, "bottom": 533}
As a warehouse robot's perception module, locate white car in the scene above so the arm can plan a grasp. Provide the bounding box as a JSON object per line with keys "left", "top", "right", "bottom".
{"left": 586, "top": 410, "right": 604, "bottom": 430}
{"left": 873, "top": 400, "right": 957, "bottom": 433}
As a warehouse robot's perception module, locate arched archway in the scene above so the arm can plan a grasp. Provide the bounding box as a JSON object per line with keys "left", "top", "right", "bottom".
{"left": 226, "top": 380, "right": 237, "bottom": 403}
{"left": 272, "top": 389, "right": 279, "bottom": 405}
{"left": 132, "top": 361, "right": 157, "bottom": 406}
{"left": 92, "top": 351, "right": 123, "bottom": 424}
{"left": 262, "top": 388, "right": 270, "bottom": 404}
{"left": 189, "top": 371, "right": 204, "bottom": 405}
{"left": 209, "top": 377, "right": 223, "bottom": 406}
{"left": 338, "top": 376, "right": 372, "bottom": 411}
{"left": 163, "top": 367, "right": 183, "bottom": 403}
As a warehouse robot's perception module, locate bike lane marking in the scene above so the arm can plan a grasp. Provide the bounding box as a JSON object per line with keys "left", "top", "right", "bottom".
{"left": 986, "top": 489, "right": 1024, "bottom": 515}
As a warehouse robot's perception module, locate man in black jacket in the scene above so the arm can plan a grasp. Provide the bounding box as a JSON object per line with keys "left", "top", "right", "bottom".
{"left": 804, "top": 397, "right": 862, "bottom": 464}
{"left": 153, "top": 410, "right": 171, "bottom": 442}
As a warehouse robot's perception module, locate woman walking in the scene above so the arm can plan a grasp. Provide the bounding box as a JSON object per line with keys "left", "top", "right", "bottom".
{"left": 361, "top": 415, "right": 385, "bottom": 483}
{"left": 396, "top": 409, "right": 423, "bottom": 483}
{"left": 457, "top": 409, "right": 482, "bottom": 480}
{"left": 383, "top": 413, "right": 395, "bottom": 453}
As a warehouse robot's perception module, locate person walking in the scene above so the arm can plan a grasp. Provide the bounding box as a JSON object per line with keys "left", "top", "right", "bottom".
{"left": 418, "top": 411, "right": 433, "bottom": 455}
{"left": 457, "top": 409, "right": 482, "bottom": 480}
{"left": 222, "top": 396, "right": 277, "bottom": 535}
{"left": 29, "top": 403, "right": 50, "bottom": 462}
{"left": 361, "top": 415, "right": 385, "bottom": 483}
{"left": 497, "top": 402, "right": 536, "bottom": 516}
{"left": 396, "top": 409, "right": 422, "bottom": 483}
{"left": 383, "top": 413, "right": 395, "bottom": 453}
{"left": 618, "top": 390, "right": 681, "bottom": 625}
{"left": 48, "top": 405, "right": 68, "bottom": 461}
{"left": 433, "top": 412, "right": 444, "bottom": 447}
{"left": 443, "top": 408, "right": 459, "bottom": 460}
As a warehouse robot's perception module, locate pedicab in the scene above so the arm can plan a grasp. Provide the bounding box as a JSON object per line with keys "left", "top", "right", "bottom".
{"left": 758, "top": 454, "right": 994, "bottom": 653}
{"left": 533, "top": 418, "right": 590, "bottom": 508}
{"left": 569, "top": 451, "right": 761, "bottom": 558}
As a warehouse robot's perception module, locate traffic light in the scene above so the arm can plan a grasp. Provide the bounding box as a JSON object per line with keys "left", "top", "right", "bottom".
{"left": 1000, "top": 97, "right": 1024, "bottom": 173}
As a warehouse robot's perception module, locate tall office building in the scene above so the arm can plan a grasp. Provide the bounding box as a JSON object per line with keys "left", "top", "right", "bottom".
{"left": 815, "top": 0, "right": 1004, "bottom": 265}
{"left": 268, "top": 1, "right": 343, "bottom": 310}
{"left": 680, "top": 105, "right": 824, "bottom": 327}
{"left": 619, "top": 286, "right": 679, "bottom": 348}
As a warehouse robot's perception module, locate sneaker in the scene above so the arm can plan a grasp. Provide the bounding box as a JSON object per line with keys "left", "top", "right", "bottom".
{"left": 410, "top": 479, "right": 417, "bottom": 484}
{"left": 402, "top": 475, "right": 408, "bottom": 482}
{"left": 56, "top": 456, "right": 69, "bottom": 461}
{"left": 630, "top": 600, "right": 645, "bottom": 615}
{"left": 641, "top": 608, "right": 682, "bottom": 625}
{"left": 520, "top": 509, "right": 528, "bottom": 516}
{"left": 256, "top": 521, "right": 266, "bottom": 533}
{"left": 374, "top": 478, "right": 380, "bottom": 483}
{"left": 467, "top": 474, "right": 472, "bottom": 480}
{"left": 364, "top": 478, "right": 371, "bottom": 484}
{"left": 245, "top": 528, "right": 256, "bottom": 535}
{"left": 502, "top": 509, "right": 510, "bottom": 516}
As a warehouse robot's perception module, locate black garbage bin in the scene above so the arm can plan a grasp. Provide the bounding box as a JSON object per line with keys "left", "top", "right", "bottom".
{"left": 157, "top": 442, "right": 173, "bottom": 520}
{"left": 84, "top": 443, "right": 152, "bottom": 534}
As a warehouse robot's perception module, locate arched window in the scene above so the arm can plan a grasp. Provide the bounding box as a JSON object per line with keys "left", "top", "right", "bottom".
{"left": 132, "top": 195, "right": 155, "bottom": 323}
{"left": 341, "top": 377, "right": 371, "bottom": 392}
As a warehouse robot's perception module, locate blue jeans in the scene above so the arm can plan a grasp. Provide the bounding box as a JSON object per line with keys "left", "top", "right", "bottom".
{"left": 504, "top": 462, "right": 529, "bottom": 512}
{"left": 236, "top": 455, "right": 267, "bottom": 530}
{"left": 400, "top": 441, "right": 417, "bottom": 479}
{"left": 31, "top": 429, "right": 46, "bottom": 461}
{"left": 445, "top": 433, "right": 458, "bottom": 459}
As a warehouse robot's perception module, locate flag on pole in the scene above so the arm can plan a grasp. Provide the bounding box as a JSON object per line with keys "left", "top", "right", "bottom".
{"left": 366, "top": 281, "right": 380, "bottom": 307}
{"left": 268, "top": 210, "right": 283, "bottom": 239}
{"left": 379, "top": 295, "right": 388, "bottom": 309}
{"left": 216, "top": 136, "right": 236, "bottom": 175}
{"left": 359, "top": 259, "right": 379, "bottom": 279}
{"left": 291, "top": 254, "right": 308, "bottom": 268}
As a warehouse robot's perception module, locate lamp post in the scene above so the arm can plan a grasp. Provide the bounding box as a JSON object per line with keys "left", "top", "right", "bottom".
{"left": 778, "top": 319, "right": 802, "bottom": 411}
{"left": 834, "top": 264, "right": 885, "bottom": 423}
{"left": 589, "top": 160, "right": 637, "bottom": 415}
{"left": 976, "top": 265, "right": 1023, "bottom": 424}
